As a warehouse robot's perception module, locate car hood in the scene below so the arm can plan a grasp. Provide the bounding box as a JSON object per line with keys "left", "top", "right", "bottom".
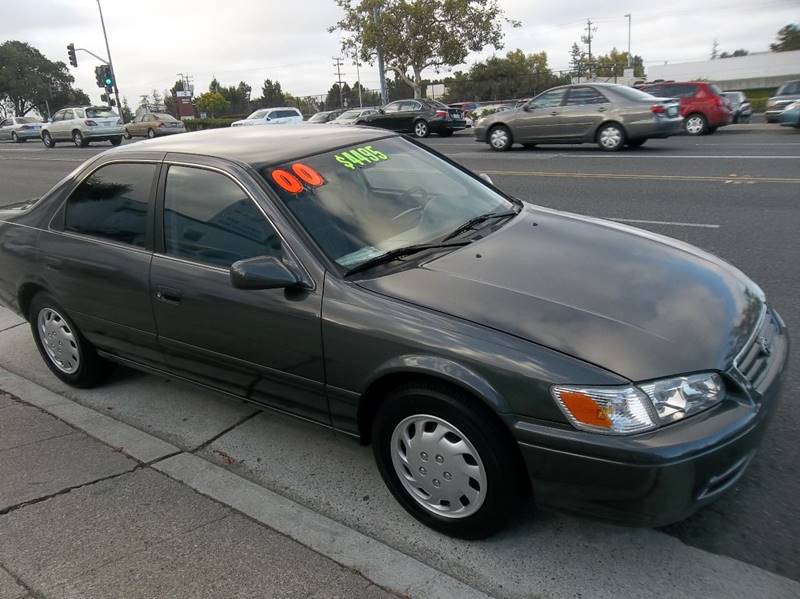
{"left": 358, "top": 207, "right": 765, "bottom": 382}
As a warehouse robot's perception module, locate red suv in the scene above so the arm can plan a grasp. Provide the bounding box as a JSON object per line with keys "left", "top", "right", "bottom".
{"left": 638, "top": 82, "right": 732, "bottom": 135}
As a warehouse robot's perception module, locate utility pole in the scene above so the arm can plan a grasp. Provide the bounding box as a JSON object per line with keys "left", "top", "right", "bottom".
{"left": 372, "top": 6, "right": 388, "bottom": 105}
{"left": 332, "top": 57, "right": 346, "bottom": 108}
{"left": 581, "top": 18, "right": 597, "bottom": 79}
{"left": 353, "top": 52, "right": 363, "bottom": 108}
{"left": 95, "top": 0, "right": 123, "bottom": 120}
{"left": 624, "top": 14, "right": 632, "bottom": 68}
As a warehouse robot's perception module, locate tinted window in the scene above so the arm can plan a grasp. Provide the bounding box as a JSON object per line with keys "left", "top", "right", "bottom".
{"left": 383, "top": 102, "right": 402, "bottom": 113}
{"left": 565, "top": 87, "right": 608, "bottom": 105}
{"left": 164, "top": 166, "right": 281, "bottom": 269}
{"left": 399, "top": 101, "right": 421, "bottom": 112}
{"left": 155, "top": 113, "right": 177, "bottom": 121}
{"left": 614, "top": 86, "right": 658, "bottom": 101}
{"left": 248, "top": 109, "right": 269, "bottom": 119}
{"left": 308, "top": 112, "right": 330, "bottom": 122}
{"left": 64, "top": 163, "right": 156, "bottom": 247}
{"left": 661, "top": 84, "right": 698, "bottom": 97}
{"left": 278, "top": 109, "right": 301, "bottom": 118}
{"left": 85, "top": 107, "right": 116, "bottom": 118}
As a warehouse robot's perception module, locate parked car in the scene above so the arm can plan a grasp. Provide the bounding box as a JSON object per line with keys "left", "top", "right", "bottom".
{"left": 0, "top": 125, "right": 787, "bottom": 538}
{"left": 359, "top": 99, "right": 466, "bottom": 137}
{"left": 331, "top": 108, "right": 379, "bottom": 124}
{"left": 766, "top": 80, "right": 800, "bottom": 123}
{"left": 0, "top": 116, "right": 43, "bottom": 143}
{"left": 307, "top": 109, "right": 345, "bottom": 123}
{"left": 475, "top": 83, "right": 683, "bottom": 152}
{"left": 638, "top": 81, "right": 731, "bottom": 135}
{"left": 231, "top": 107, "right": 303, "bottom": 127}
{"left": 721, "top": 91, "right": 752, "bottom": 123}
{"left": 124, "top": 112, "right": 186, "bottom": 139}
{"left": 40, "top": 106, "right": 123, "bottom": 148}
{"left": 472, "top": 104, "right": 512, "bottom": 120}
{"left": 780, "top": 100, "right": 800, "bottom": 128}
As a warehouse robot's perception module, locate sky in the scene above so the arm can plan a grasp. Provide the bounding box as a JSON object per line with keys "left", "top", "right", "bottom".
{"left": 3, "top": 0, "right": 798, "bottom": 107}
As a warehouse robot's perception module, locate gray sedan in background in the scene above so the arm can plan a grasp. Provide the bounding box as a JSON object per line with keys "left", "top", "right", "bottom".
{"left": 0, "top": 116, "right": 43, "bottom": 143}
{"left": 474, "top": 83, "right": 683, "bottom": 152}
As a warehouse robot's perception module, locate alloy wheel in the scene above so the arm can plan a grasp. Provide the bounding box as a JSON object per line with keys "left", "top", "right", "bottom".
{"left": 37, "top": 308, "right": 80, "bottom": 374}
{"left": 414, "top": 121, "right": 428, "bottom": 138}
{"left": 390, "top": 414, "right": 487, "bottom": 519}
{"left": 73, "top": 131, "right": 84, "bottom": 147}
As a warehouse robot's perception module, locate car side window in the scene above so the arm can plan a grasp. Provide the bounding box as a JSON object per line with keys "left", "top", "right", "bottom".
{"left": 564, "top": 87, "right": 608, "bottom": 105}
{"left": 529, "top": 89, "right": 567, "bottom": 109}
{"left": 163, "top": 166, "right": 282, "bottom": 269}
{"left": 400, "top": 101, "right": 420, "bottom": 112}
{"left": 64, "top": 163, "right": 156, "bottom": 248}
{"left": 63, "top": 109, "right": 74, "bottom": 120}
{"left": 74, "top": 109, "right": 85, "bottom": 118}
{"left": 383, "top": 102, "right": 402, "bottom": 113}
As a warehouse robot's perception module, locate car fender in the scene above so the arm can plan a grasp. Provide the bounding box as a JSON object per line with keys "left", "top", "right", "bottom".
{"left": 363, "top": 353, "right": 511, "bottom": 414}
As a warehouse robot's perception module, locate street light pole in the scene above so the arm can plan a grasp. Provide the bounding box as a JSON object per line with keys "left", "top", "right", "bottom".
{"left": 624, "top": 13, "right": 632, "bottom": 68}
{"left": 96, "top": 0, "right": 123, "bottom": 120}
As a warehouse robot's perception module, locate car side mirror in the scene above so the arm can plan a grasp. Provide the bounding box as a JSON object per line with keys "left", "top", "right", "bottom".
{"left": 230, "top": 256, "right": 301, "bottom": 290}
{"left": 478, "top": 173, "right": 493, "bottom": 185}
{"left": 523, "top": 104, "right": 532, "bottom": 112}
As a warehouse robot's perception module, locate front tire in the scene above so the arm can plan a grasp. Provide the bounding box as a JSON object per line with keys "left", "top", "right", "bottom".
{"left": 42, "top": 131, "right": 56, "bottom": 148}
{"left": 12, "top": 132, "right": 22, "bottom": 144}
{"left": 413, "top": 120, "right": 430, "bottom": 138}
{"left": 488, "top": 125, "right": 512, "bottom": 151}
{"left": 29, "top": 292, "right": 112, "bottom": 388}
{"left": 73, "top": 130, "right": 88, "bottom": 147}
{"left": 684, "top": 113, "right": 707, "bottom": 135}
{"left": 597, "top": 123, "right": 626, "bottom": 151}
{"left": 372, "top": 382, "right": 525, "bottom": 539}
{"left": 123, "top": 128, "right": 132, "bottom": 139}
{"left": 147, "top": 128, "right": 156, "bottom": 139}
{"left": 110, "top": 136, "right": 122, "bottom": 146}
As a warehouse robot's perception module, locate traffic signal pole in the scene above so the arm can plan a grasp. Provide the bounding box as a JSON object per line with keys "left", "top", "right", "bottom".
{"left": 96, "top": 0, "right": 123, "bottom": 121}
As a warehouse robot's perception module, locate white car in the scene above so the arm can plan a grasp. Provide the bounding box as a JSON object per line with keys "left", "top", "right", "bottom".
{"left": 231, "top": 107, "right": 303, "bottom": 127}
{"left": 0, "top": 116, "right": 43, "bottom": 142}
{"left": 41, "top": 106, "right": 124, "bottom": 148}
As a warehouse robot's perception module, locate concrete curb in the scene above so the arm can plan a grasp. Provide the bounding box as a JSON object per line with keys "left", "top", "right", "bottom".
{"left": 0, "top": 366, "right": 493, "bottom": 599}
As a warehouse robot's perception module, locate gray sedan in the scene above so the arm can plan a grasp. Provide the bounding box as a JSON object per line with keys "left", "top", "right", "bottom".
{"left": 0, "top": 116, "right": 43, "bottom": 143}
{"left": 474, "top": 83, "right": 682, "bottom": 152}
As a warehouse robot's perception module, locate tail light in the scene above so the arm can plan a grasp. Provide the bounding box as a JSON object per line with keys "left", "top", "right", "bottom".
{"left": 158, "top": 122, "right": 166, "bottom": 128}
{"left": 84, "top": 119, "right": 98, "bottom": 126}
{"left": 650, "top": 105, "right": 666, "bottom": 114}
{"left": 435, "top": 110, "right": 448, "bottom": 118}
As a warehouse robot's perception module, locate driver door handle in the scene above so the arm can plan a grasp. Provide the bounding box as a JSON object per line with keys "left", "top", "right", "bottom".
{"left": 155, "top": 286, "right": 182, "bottom": 303}
{"left": 597, "top": 106, "right": 607, "bottom": 112}
{"left": 550, "top": 111, "right": 559, "bottom": 116}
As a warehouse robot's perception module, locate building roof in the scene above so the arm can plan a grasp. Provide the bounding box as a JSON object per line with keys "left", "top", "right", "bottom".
{"left": 109, "top": 124, "right": 396, "bottom": 167}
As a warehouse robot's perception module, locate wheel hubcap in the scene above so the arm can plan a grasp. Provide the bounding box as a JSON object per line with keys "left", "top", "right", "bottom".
{"left": 687, "top": 117, "right": 703, "bottom": 134}
{"left": 74, "top": 133, "right": 81, "bottom": 145}
{"left": 390, "top": 414, "right": 487, "bottom": 519}
{"left": 490, "top": 128, "right": 508, "bottom": 149}
{"left": 37, "top": 308, "right": 80, "bottom": 374}
{"left": 415, "top": 123, "right": 426, "bottom": 136}
{"left": 600, "top": 127, "right": 622, "bottom": 148}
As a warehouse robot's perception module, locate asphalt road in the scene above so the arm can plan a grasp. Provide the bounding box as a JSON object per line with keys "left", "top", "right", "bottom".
{"left": 1, "top": 123, "right": 798, "bottom": 580}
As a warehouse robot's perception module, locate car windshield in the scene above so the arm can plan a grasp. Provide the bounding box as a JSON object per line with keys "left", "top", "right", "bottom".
{"left": 336, "top": 110, "right": 361, "bottom": 120}
{"left": 261, "top": 137, "right": 515, "bottom": 269}
{"left": 777, "top": 81, "right": 800, "bottom": 95}
{"left": 248, "top": 109, "right": 269, "bottom": 119}
{"left": 85, "top": 107, "right": 116, "bottom": 118}
{"left": 613, "top": 86, "right": 659, "bottom": 101}
{"left": 308, "top": 112, "right": 331, "bottom": 123}
{"left": 155, "top": 113, "right": 178, "bottom": 121}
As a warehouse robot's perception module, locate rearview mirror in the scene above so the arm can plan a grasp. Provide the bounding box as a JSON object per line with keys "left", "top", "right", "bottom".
{"left": 230, "top": 256, "right": 301, "bottom": 290}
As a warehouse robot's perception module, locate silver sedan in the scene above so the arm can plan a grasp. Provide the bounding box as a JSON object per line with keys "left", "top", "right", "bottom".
{"left": 0, "top": 116, "right": 43, "bottom": 143}
{"left": 473, "top": 83, "right": 683, "bottom": 152}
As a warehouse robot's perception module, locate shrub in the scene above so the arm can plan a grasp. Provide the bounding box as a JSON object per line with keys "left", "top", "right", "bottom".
{"left": 182, "top": 118, "right": 237, "bottom": 131}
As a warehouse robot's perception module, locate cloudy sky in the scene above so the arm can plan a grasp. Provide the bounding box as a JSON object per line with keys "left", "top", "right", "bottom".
{"left": 5, "top": 0, "right": 798, "bottom": 106}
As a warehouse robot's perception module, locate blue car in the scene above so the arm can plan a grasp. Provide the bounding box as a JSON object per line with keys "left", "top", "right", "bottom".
{"left": 780, "top": 101, "right": 800, "bottom": 128}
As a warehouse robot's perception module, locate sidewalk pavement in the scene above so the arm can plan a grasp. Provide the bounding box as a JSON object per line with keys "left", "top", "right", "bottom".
{"left": 0, "top": 390, "right": 395, "bottom": 599}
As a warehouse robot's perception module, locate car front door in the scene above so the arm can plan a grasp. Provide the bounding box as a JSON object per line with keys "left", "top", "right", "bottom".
{"left": 397, "top": 101, "right": 422, "bottom": 131}
{"left": 40, "top": 160, "right": 162, "bottom": 365}
{"left": 371, "top": 102, "right": 402, "bottom": 128}
{"left": 149, "top": 159, "right": 327, "bottom": 423}
{"left": 514, "top": 88, "right": 568, "bottom": 141}
{"left": 558, "top": 86, "right": 611, "bottom": 138}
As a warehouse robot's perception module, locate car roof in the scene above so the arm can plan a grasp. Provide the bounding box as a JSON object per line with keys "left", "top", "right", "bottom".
{"left": 107, "top": 124, "right": 397, "bottom": 167}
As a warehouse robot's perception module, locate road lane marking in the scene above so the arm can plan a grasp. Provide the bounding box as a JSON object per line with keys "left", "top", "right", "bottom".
{"left": 482, "top": 170, "right": 800, "bottom": 184}
{"left": 608, "top": 218, "right": 720, "bottom": 229}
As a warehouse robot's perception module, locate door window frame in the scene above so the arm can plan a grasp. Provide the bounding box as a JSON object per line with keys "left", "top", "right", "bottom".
{"left": 563, "top": 86, "right": 610, "bottom": 106}
{"left": 153, "top": 160, "right": 313, "bottom": 285}
{"left": 528, "top": 88, "right": 568, "bottom": 110}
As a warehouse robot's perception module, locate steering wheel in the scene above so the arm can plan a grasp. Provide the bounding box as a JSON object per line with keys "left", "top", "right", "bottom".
{"left": 391, "top": 186, "right": 430, "bottom": 222}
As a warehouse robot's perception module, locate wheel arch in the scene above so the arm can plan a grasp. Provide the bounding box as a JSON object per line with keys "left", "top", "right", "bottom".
{"left": 594, "top": 119, "right": 627, "bottom": 141}
{"left": 18, "top": 281, "right": 49, "bottom": 321}
{"left": 356, "top": 355, "right": 512, "bottom": 444}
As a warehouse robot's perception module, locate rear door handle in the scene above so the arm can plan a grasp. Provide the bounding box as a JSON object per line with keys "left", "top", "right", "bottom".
{"left": 155, "top": 286, "right": 182, "bottom": 303}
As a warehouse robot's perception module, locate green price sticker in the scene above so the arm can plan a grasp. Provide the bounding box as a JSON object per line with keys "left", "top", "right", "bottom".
{"left": 334, "top": 145, "right": 389, "bottom": 170}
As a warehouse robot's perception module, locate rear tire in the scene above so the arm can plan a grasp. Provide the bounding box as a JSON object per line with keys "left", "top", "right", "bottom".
{"left": 73, "top": 130, "right": 88, "bottom": 148}
{"left": 147, "top": 128, "right": 156, "bottom": 139}
{"left": 488, "top": 125, "right": 512, "bottom": 151}
{"left": 42, "top": 131, "right": 56, "bottom": 148}
{"left": 110, "top": 136, "right": 122, "bottom": 146}
{"left": 371, "top": 382, "right": 526, "bottom": 539}
{"left": 123, "top": 128, "right": 132, "bottom": 139}
{"left": 413, "top": 120, "right": 430, "bottom": 138}
{"left": 684, "top": 113, "right": 707, "bottom": 135}
{"left": 11, "top": 132, "right": 22, "bottom": 144}
{"left": 596, "top": 123, "right": 626, "bottom": 151}
{"left": 29, "top": 292, "right": 112, "bottom": 388}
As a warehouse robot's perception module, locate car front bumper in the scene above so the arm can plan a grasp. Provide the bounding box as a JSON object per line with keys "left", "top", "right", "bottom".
{"left": 508, "top": 307, "right": 789, "bottom": 527}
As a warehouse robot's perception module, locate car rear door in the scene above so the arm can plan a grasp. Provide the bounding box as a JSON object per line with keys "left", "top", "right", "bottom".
{"left": 41, "top": 159, "right": 162, "bottom": 365}
{"left": 397, "top": 101, "right": 422, "bottom": 131}
{"left": 515, "top": 88, "right": 568, "bottom": 141}
{"left": 149, "top": 156, "right": 327, "bottom": 423}
{"left": 558, "top": 86, "right": 611, "bottom": 139}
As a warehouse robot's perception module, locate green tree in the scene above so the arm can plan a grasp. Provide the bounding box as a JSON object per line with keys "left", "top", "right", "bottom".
{"left": 770, "top": 23, "right": 800, "bottom": 52}
{"left": 594, "top": 48, "right": 645, "bottom": 78}
{"left": 196, "top": 91, "right": 228, "bottom": 117}
{"left": 720, "top": 49, "right": 749, "bottom": 59}
{"left": 0, "top": 41, "right": 87, "bottom": 116}
{"left": 569, "top": 42, "right": 586, "bottom": 77}
{"left": 120, "top": 97, "right": 133, "bottom": 122}
{"left": 330, "top": 0, "right": 519, "bottom": 99}
{"left": 209, "top": 78, "right": 221, "bottom": 93}
{"left": 164, "top": 79, "right": 185, "bottom": 117}
{"left": 219, "top": 81, "right": 251, "bottom": 115}
{"left": 258, "top": 79, "right": 285, "bottom": 107}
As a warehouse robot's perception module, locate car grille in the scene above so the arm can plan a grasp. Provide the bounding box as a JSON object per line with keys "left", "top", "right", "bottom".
{"left": 734, "top": 307, "right": 778, "bottom": 392}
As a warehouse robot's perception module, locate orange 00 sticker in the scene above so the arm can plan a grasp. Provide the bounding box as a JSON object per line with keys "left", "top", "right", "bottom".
{"left": 271, "top": 169, "right": 304, "bottom": 194}
{"left": 291, "top": 163, "right": 325, "bottom": 186}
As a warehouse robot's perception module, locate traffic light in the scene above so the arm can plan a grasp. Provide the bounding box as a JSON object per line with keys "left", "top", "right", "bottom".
{"left": 94, "top": 65, "right": 113, "bottom": 90}
{"left": 67, "top": 43, "right": 77, "bottom": 68}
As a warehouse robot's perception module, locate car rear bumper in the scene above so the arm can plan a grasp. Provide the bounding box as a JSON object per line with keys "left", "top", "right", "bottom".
{"left": 628, "top": 116, "right": 684, "bottom": 139}
{"left": 154, "top": 128, "right": 185, "bottom": 136}
{"left": 509, "top": 308, "right": 788, "bottom": 526}
{"left": 85, "top": 127, "right": 124, "bottom": 139}
{"left": 430, "top": 120, "right": 466, "bottom": 132}
{"left": 13, "top": 129, "right": 41, "bottom": 140}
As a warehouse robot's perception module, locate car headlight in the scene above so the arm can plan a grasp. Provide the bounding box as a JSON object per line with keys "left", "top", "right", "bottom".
{"left": 552, "top": 372, "right": 725, "bottom": 435}
{"left": 767, "top": 99, "right": 777, "bottom": 108}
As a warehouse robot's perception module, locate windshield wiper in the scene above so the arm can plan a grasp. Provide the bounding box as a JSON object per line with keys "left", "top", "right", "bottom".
{"left": 344, "top": 241, "right": 471, "bottom": 277}
{"left": 442, "top": 209, "right": 519, "bottom": 242}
